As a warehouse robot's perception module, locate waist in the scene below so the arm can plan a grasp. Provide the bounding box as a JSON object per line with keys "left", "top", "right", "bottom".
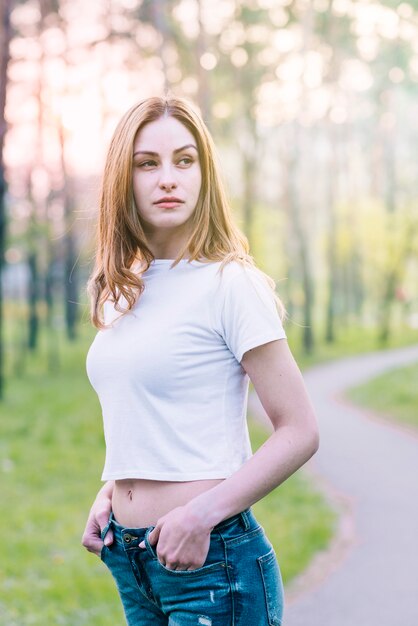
{"left": 105, "top": 506, "right": 258, "bottom": 548}
{"left": 112, "top": 477, "right": 225, "bottom": 527}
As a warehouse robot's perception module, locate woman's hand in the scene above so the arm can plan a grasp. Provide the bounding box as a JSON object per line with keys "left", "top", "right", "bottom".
{"left": 139, "top": 503, "right": 213, "bottom": 571}
{"left": 81, "top": 482, "right": 114, "bottom": 557}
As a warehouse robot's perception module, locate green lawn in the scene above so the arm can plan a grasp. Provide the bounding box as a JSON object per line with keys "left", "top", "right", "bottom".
{"left": 250, "top": 421, "right": 336, "bottom": 583}
{"left": 0, "top": 321, "right": 336, "bottom": 625}
{"left": 345, "top": 361, "right": 418, "bottom": 431}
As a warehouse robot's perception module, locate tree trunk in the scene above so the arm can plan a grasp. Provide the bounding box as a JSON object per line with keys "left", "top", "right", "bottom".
{"left": 196, "top": 0, "right": 211, "bottom": 128}
{"left": 151, "top": 0, "right": 170, "bottom": 94}
{"left": 377, "top": 88, "right": 398, "bottom": 345}
{"left": 45, "top": 248, "right": 60, "bottom": 371}
{"left": 0, "top": 0, "right": 12, "bottom": 399}
{"left": 57, "top": 121, "right": 79, "bottom": 341}
{"left": 242, "top": 149, "right": 256, "bottom": 252}
{"left": 284, "top": 122, "right": 315, "bottom": 354}
{"left": 27, "top": 251, "right": 39, "bottom": 350}
{"left": 324, "top": 120, "right": 339, "bottom": 343}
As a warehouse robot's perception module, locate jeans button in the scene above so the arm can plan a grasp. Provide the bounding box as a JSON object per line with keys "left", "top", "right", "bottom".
{"left": 123, "top": 533, "right": 133, "bottom": 544}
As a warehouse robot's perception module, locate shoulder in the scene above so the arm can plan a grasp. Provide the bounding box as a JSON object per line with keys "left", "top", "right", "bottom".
{"left": 216, "top": 260, "right": 272, "bottom": 293}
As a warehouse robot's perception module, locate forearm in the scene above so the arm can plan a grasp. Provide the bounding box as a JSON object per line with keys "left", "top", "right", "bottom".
{"left": 187, "top": 425, "right": 319, "bottom": 528}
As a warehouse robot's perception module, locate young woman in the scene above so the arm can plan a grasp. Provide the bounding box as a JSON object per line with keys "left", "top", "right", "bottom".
{"left": 83, "top": 95, "right": 319, "bottom": 626}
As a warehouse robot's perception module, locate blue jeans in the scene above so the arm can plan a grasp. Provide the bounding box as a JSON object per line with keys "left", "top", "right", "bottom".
{"left": 100, "top": 507, "right": 284, "bottom": 625}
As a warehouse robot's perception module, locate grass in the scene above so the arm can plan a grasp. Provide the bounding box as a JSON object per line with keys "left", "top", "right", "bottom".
{"left": 250, "top": 420, "right": 336, "bottom": 583}
{"left": 345, "top": 361, "right": 418, "bottom": 431}
{"left": 0, "top": 317, "right": 337, "bottom": 626}
{"left": 3, "top": 303, "right": 416, "bottom": 624}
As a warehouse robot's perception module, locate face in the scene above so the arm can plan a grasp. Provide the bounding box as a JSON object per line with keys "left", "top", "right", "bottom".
{"left": 132, "top": 116, "right": 202, "bottom": 239}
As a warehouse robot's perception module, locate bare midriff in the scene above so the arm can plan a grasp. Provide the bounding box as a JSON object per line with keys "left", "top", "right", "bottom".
{"left": 112, "top": 478, "right": 225, "bottom": 528}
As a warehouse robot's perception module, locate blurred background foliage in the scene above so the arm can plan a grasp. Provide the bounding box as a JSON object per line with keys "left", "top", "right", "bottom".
{"left": 1, "top": 1, "right": 418, "bottom": 622}
{"left": 1, "top": 0, "right": 418, "bottom": 390}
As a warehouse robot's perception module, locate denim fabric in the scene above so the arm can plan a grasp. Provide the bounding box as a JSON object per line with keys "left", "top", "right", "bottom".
{"left": 100, "top": 507, "right": 284, "bottom": 626}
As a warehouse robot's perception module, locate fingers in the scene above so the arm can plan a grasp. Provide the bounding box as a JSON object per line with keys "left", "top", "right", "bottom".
{"left": 81, "top": 502, "right": 114, "bottom": 557}
{"left": 81, "top": 529, "right": 104, "bottom": 557}
{"left": 82, "top": 526, "right": 113, "bottom": 557}
{"left": 148, "top": 525, "right": 160, "bottom": 545}
{"left": 139, "top": 524, "right": 160, "bottom": 549}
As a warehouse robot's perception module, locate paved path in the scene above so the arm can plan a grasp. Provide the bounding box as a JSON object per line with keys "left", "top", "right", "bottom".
{"left": 248, "top": 343, "right": 418, "bottom": 626}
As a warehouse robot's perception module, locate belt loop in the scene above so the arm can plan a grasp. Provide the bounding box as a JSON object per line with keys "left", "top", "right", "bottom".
{"left": 101, "top": 513, "right": 113, "bottom": 541}
{"left": 240, "top": 509, "right": 250, "bottom": 530}
{"left": 144, "top": 526, "right": 156, "bottom": 558}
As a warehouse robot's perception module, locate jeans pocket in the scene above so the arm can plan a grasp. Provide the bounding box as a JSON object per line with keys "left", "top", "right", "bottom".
{"left": 100, "top": 514, "right": 112, "bottom": 561}
{"left": 257, "top": 549, "right": 284, "bottom": 626}
{"left": 157, "top": 559, "right": 227, "bottom": 577}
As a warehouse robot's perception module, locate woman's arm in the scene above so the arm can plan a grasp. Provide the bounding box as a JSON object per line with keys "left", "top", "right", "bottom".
{"left": 81, "top": 480, "right": 115, "bottom": 556}
{"left": 142, "top": 339, "right": 319, "bottom": 569}
{"left": 189, "top": 338, "right": 319, "bottom": 526}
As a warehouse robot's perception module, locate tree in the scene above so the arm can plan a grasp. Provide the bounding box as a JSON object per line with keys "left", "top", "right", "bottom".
{"left": 0, "top": 0, "right": 13, "bottom": 398}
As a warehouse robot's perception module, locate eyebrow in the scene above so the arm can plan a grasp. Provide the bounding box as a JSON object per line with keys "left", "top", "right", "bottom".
{"left": 133, "top": 144, "right": 198, "bottom": 157}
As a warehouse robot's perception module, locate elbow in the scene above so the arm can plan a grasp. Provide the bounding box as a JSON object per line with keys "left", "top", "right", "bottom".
{"left": 307, "top": 420, "right": 320, "bottom": 458}
{"left": 311, "top": 427, "right": 320, "bottom": 455}
{"left": 299, "top": 411, "right": 319, "bottom": 460}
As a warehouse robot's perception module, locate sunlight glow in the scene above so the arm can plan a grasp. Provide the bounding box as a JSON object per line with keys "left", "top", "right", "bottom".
{"left": 246, "top": 25, "right": 270, "bottom": 43}
{"left": 330, "top": 106, "right": 348, "bottom": 124}
{"left": 397, "top": 2, "right": 414, "bottom": 19}
{"left": 213, "top": 101, "right": 232, "bottom": 119}
{"left": 268, "top": 7, "right": 289, "bottom": 28}
{"left": 275, "top": 55, "right": 304, "bottom": 82}
{"left": 181, "top": 76, "right": 199, "bottom": 95}
{"left": 201, "top": 0, "right": 235, "bottom": 36}
{"left": 200, "top": 52, "right": 218, "bottom": 70}
{"left": 356, "top": 35, "right": 379, "bottom": 62}
{"left": 231, "top": 48, "right": 249, "bottom": 67}
{"left": 257, "top": 47, "right": 279, "bottom": 66}
{"left": 303, "top": 51, "right": 324, "bottom": 89}
{"left": 273, "top": 27, "right": 301, "bottom": 53}
{"left": 6, "top": 0, "right": 418, "bottom": 177}
{"left": 389, "top": 67, "right": 405, "bottom": 83}
{"left": 219, "top": 22, "right": 246, "bottom": 51}
{"left": 339, "top": 59, "right": 374, "bottom": 92}
{"left": 173, "top": 0, "right": 199, "bottom": 39}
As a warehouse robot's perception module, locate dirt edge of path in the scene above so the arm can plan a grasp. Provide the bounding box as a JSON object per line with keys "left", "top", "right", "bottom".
{"left": 334, "top": 389, "right": 418, "bottom": 443}
{"left": 284, "top": 384, "right": 418, "bottom": 606}
{"left": 248, "top": 395, "right": 357, "bottom": 606}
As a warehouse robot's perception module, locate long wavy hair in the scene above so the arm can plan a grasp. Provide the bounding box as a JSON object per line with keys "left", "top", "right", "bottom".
{"left": 87, "top": 95, "right": 286, "bottom": 329}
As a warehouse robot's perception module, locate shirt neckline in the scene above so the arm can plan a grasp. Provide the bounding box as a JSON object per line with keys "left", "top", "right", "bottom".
{"left": 151, "top": 259, "right": 189, "bottom": 263}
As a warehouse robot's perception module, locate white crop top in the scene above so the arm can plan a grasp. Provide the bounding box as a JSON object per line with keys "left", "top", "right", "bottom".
{"left": 85, "top": 259, "right": 287, "bottom": 481}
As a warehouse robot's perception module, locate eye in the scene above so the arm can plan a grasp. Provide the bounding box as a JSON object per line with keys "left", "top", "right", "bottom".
{"left": 137, "top": 160, "right": 157, "bottom": 168}
{"left": 178, "top": 156, "right": 194, "bottom": 166}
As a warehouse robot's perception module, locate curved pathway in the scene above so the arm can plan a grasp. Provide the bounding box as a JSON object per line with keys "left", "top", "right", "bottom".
{"left": 248, "top": 343, "right": 418, "bottom": 626}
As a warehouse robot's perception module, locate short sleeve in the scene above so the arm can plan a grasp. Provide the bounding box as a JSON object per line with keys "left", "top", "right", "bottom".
{"left": 219, "top": 266, "right": 287, "bottom": 363}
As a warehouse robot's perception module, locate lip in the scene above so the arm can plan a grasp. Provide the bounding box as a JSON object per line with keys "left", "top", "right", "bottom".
{"left": 154, "top": 197, "right": 184, "bottom": 205}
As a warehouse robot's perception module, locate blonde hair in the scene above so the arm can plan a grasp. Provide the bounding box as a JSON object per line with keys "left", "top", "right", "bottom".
{"left": 87, "top": 95, "right": 286, "bottom": 329}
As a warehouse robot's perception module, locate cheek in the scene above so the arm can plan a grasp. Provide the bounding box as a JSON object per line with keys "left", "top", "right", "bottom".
{"left": 191, "top": 170, "right": 202, "bottom": 197}
{"left": 133, "top": 176, "right": 152, "bottom": 205}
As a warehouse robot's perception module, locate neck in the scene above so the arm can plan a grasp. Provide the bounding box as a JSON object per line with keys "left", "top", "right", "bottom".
{"left": 143, "top": 225, "right": 192, "bottom": 260}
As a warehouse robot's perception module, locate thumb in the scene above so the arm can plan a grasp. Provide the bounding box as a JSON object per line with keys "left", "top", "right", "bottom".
{"left": 149, "top": 526, "right": 160, "bottom": 545}
{"left": 139, "top": 526, "right": 159, "bottom": 549}
{"left": 103, "top": 528, "right": 114, "bottom": 546}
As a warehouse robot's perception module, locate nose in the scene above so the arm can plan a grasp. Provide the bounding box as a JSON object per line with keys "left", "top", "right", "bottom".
{"left": 159, "top": 164, "right": 178, "bottom": 191}
{"left": 159, "top": 180, "right": 177, "bottom": 191}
